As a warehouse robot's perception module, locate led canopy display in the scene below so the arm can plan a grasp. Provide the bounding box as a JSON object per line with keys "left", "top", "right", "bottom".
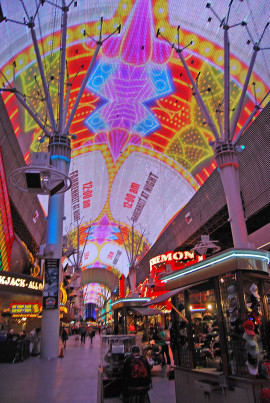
{"left": 0, "top": 0, "right": 269, "bottom": 300}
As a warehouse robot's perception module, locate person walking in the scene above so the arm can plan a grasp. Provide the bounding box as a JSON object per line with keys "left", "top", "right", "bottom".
{"left": 89, "top": 325, "right": 95, "bottom": 344}
{"left": 61, "top": 327, "right": 68, "bottom": 348}
{"left": 80, "top": 324, "right": 86, "bottom": 344}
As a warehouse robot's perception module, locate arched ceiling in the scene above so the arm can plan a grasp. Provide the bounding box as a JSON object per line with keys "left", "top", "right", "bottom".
{"left": 0, "top": 1, "right": 269, "bottom": 300}
{"left": 82, "top": 267, "right": 119, "bottom": 294}
{"left": 83, "top": 282, "right": 111, "bottom": 306}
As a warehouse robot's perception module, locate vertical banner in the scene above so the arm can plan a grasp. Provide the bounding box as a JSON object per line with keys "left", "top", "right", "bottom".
{"left": 120, "top": 274, "right": 125, "bottom": 298}
{"left": 43, "top": 258, "right": 60, "bottom": 309}
{"left": 0, "top": 147, "right": 14, "bottom": 271}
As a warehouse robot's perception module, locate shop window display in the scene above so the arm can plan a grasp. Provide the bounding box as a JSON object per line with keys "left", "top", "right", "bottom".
{"left": 170, "top": 271, "right": 270, "bottom": 379}
{"left": 219, "top": 273, "right": 270, "bottom": 377}
{"left": 220, "top": 275, "right": 246, "bottom": 376}
{"left": 171, "top": 283, "right": 221, "bottom": 371}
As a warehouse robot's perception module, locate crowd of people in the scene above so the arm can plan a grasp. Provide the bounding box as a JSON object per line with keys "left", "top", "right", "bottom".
{"left": 59, "top": 321, "right": 173, "bottom": 401}
{"left": 60, "top": 323, "right": 115, "bottom": 347}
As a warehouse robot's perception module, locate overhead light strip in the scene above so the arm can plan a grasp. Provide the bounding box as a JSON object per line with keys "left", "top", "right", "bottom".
{"left": 111, "top": 297, "right": 151, "bottom": 306}
{"left": 161, "top": 251, "right": 270, "bottom": 283}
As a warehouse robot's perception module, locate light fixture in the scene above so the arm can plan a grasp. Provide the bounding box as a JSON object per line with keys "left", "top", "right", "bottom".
{"left": 235, "top": 144, "right": 245, "bottom": 152}
{"left": 162, "top": 250, "right": 270, "bottom": 283}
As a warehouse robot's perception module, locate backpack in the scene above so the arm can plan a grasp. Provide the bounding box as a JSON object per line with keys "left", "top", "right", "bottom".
{"left": 130, "top": 356, "right": 149, "bottom": 379}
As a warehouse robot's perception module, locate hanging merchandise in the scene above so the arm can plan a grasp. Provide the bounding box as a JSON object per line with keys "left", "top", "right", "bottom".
{"left": 227, "top": 285, "right": 237, "bottom": 300}
{"left": 250, "top": 284, "right": 260, "bottom": 300}
{"left": 243, "top": 320, "right": 256, "bottom": 336}
{"left": 242, "top": 320, "right": 259, "bottom": 376}
{"left": 226, "top": 284, "right": 242, "bottom": 337}
{"left": 247, "top": 283, "right": 262, "bottom": 335}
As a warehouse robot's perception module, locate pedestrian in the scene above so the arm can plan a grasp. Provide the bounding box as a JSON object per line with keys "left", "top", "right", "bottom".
{"left": 121, "top": 345, "right": 151, "bottom": 402}
{"left": 61, "top": 327, "right": 68, "bottom": 348}
{"left": 89, "top": 325, "right": 95, "bottom": 344}
{"left": 158, "top": 326, "right": 171, "bottom": 367}
{"left": 80, "top": 324, "right": 86, "bottom": 343}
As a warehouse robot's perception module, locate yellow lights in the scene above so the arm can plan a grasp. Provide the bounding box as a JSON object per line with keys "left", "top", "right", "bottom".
{"left": 10, "top": 303, "right": 42, "bottom": 318}
{"left": 190, "top": 305, "right": 192, "bottom": 310}
{"left": 60, "top": 306, "right": 68, "bottom": 314}
{"left": 60, "top": 282, "right": 67, "bottom": 305}
{"left": 207, "top": 304, "right": 212, "bottom": 310}
{"left": 0, "top": 275, "right": 43, "bottom": 290}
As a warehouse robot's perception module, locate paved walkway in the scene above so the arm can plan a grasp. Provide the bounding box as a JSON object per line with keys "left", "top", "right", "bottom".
{"left": 0, "top": 335, "right": 176, "bottom": 403}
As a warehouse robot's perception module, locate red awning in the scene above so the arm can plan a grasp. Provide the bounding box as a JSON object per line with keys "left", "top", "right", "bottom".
{"left": 143, "top": 280, "right": 208, "bottom": 307}
{"left": 142, "top": 288, "right": 183, "bottom": 307}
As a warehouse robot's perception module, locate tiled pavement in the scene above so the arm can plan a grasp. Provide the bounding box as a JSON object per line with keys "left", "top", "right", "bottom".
{"left": 0, "top": 335, "right": 176, "bottom": 403}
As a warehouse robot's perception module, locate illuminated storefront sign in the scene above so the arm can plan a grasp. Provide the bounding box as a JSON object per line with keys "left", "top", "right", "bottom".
{"left": 139, "top": 250, "right": 205, "bottom": 302}
{"left": 0, "top": 273, "right": 43, "bottom": 291}
{"left": 149, "top": 250, "right": 203, "bottom": 268}
{"left": 10, "top": 303, "right": 42, "bottom": 317}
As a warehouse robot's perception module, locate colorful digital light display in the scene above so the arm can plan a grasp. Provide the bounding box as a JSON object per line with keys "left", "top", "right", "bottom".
{"left": 83, "top": 283, "right": 109, "bottom": 305}
{"left": 0, "top": 1, "right": 269, "bottom": 301}
{"left": 0, "top": 148, "right": 14, "bottom": 271}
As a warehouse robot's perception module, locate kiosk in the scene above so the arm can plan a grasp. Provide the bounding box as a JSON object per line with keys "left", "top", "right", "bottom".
{"left": 161, "top": 249, "right": 270, "bottom": 403}
{"left": 112, "top": 296, "right": 163, "bottom": 340}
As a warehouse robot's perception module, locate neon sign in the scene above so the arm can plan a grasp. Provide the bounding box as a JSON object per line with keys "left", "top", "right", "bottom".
{"left": 150, "top": 250, "right": 203, "bottom": 268}
{"left": 10, "top": 303, "right": 42, "bottom": 317}
{"left": 0, "top": 274, "right": 43, "bottom": 291}
{"left": 0, "top": 275, "right": 43, "bottom": 290}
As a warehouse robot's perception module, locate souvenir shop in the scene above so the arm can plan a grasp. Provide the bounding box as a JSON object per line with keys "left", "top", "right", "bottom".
{"left": 162, "top": 249, "right": 270, "bottom": 403}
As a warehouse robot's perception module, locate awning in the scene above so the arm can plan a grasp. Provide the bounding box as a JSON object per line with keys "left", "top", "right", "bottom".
{"left": 130, "top": 307, "right": 163, "bottom": 316}
{"left": 143, "top": 281, "right": 207, "bottom": 307}
{"left": 142, "top": 288, "right": 183, "bottom": 307}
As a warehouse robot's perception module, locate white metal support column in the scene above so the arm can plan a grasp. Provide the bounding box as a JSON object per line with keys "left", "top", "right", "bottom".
{"left": 1, "top": 1, "right": 121, "bottom": 359}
